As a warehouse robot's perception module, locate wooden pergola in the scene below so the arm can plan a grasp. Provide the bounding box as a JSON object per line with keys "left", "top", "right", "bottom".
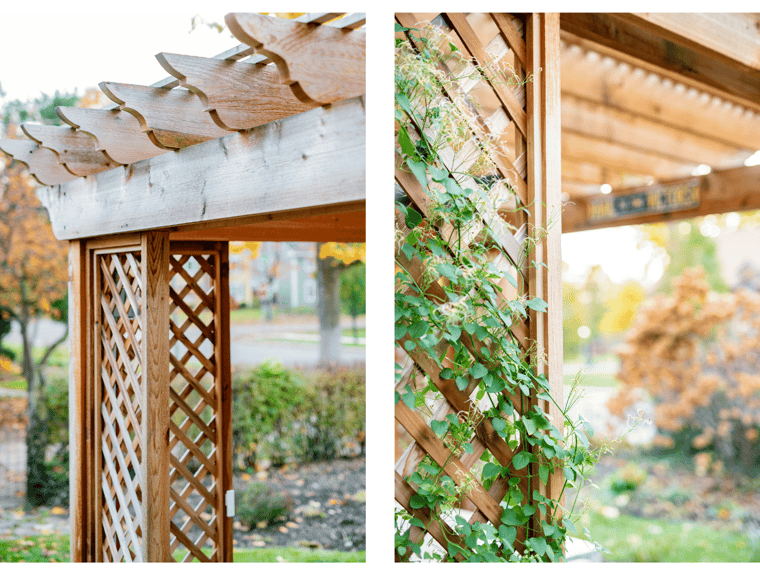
{"left": 0, "top": 12, "right": 365, "bottom": 562}
{"left": 394, "top": 12, "right": 760, "bottom": 561}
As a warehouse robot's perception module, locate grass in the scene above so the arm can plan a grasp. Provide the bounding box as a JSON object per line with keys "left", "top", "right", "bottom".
{"left": 0, "top": 375, "right": 26, "bottom": 391}
{"left": 0, "top": 534, "right": 69, "bottom": 562}
{"left": 563, "top": 372, "right": 621, "bottom": 388}
{"left": 579, "top": 509, "right": 760, "bottom": 562}
{"left": 0, "top": 535, "right": 363, "bottom": 562}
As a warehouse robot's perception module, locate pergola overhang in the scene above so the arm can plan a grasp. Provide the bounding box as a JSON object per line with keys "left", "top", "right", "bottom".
{"left": 559, "top": 13, "right": 760, "bottom": 231}
{"left": 0, "top": 12, "right": 365, "bottom": 563}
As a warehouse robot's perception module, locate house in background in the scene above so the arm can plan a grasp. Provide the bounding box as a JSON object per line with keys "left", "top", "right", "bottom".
{"left": 229, "top": 242, "right": 318, "bottom": 313}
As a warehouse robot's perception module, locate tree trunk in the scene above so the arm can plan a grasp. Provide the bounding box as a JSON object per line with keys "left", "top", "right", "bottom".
{"left": 19, "top": 314, "right": 50, "bottom": 507}
{"left": 317, "top": 244, "right": 342, "bottom": 368}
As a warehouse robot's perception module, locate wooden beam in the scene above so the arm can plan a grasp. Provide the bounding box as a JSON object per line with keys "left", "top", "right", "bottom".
{"left": 0, "top": 139, "right": 77, "bottom": 186}
{"left": 38, "top": 96, "right": 365, "bottom": 240}
{"left": 20, "top": 124, "right": 119, "bottom": 176}
{"left": 562, "top": 93, "right": 751, "bottom": 168}
{"left": 140, "top": 231, "right": 171, "bottom": 561}
{"left": 56, "top": 107, "right": 166, "bottom": 165}
{"left": 561, "top": 38, "right": 760, "bottom": 151}
{"left": 169, "top": 210, "right": 366, "bottom": 242}
{"left": 618, "top": 14, "right": 760, "bottom": 74}
{"left": 560, "top": 13, "right": 760, "bottom": 112}
{"left": 100, "top": 82, "right": 229, "bottom": 150}
{"left": 562, "top": 131, "right": 695, "bottom": 180}
{"left": 155, "top": 52, "right": 316, "bottom": 131}
{"left": 563, "top": 163, "right": 760, "bottom": 233}
{"left": 225, "top": 13, "right": 365, "bottom": 105}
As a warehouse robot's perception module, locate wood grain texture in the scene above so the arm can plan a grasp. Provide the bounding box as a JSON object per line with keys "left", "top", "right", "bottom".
{"left": 100, "top": 82, "right": 228, "bottom": 150}
{"left": 39, "top": 96, "right": 366, "bottom": 240}
{"left": 56, "top": 107, "right": 167, "bottom": 165}
{"left": 68, "top": 241, "right": 87, "bottom": 561}
{"left": 226, "top": 13, "right": 365, "bottom": 105}
{"left": 156, "top": 52, "right": 316, "bottom": 131}
{"left": 21, "top": 124, "right": 120, "bottom": 176}
{"left": 141, "top": 232, "right": 170, "bottom": 562}
{"left": 526, "top": 12, "right": 564, "bottom": 537}
{"left": 563, "top": 163, "right": 760, "bottom": 233}
{"left": 0, "top": 139, "right": 78, "bottom": 186}
{"left": 215, "top": 243, "right": 233, "bottom": 562}
{"left": 560, "top": 13, "right": 760, "bottom": 113}
{"left": 168, "top": 210, "right": 365, "bottom": 242}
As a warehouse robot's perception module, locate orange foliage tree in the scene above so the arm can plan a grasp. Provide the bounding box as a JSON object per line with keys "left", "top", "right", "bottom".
{"left": 0, "top": 157, "right": 69, "bottom": 504}
{"left": 608, "top": 267, "right": 760, "bottom": 469}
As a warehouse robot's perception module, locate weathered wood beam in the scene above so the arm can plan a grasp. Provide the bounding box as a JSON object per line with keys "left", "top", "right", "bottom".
{"left": 155, "top": 53, "right": 316, "bottom": 131}
{"left": 562, "top": 131, "right": 695, "bottom": 181}
{"left": 38, "top": 96, "right": 365, "bottom": 241}
{"left": 100, "top": 82, "right": 229, "bottom": 150}
{"left": 563, "top": 163, "right": 760, "bottom": 233}
{"left": 562, "top": 93, "right": 752, "bottom": 168}
{"left": 560, "top": 13, "right": 760, "bottom": 113}
{"left": 226, "top": 13, "right": 365, "bottom": 105}
{"left": 0, "top": 139, "right": 78, "bottom": 186}
{"left": 56, "top": 107, "right": 166, "bottom": 165}
{"left": 618, "top": 14, "right": 760, "bottom": 75}
{"left": 21, "top": 124, "right": 119, "bottom": 177}
{"left": 169, "top": 210, "right": 366, "bottom": 242}
{"left": 561, "top": 38, "right": 760, "bottom": 152}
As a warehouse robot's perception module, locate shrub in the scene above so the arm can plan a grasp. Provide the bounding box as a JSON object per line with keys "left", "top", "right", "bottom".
{"left": 232, "top": 362, "right": 366, "bottom": 468}
{"left": 295, "top": 367, "right": 366, "bottom": 461}
{"left": 237, "top": 481, "right": 294, "bottom": 528}
{"left": 609, "top": 268, "right": 760, "bottom": 470}
{"left": 609, "top": 462, "right": 647, "bottom": 495}
{"left": 232, "top": 361, "right": 308, "bottom": 469}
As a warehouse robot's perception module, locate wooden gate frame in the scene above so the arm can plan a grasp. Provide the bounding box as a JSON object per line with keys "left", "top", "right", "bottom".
{"left": 1, "top": 12, "right": 365, "bottom": 562}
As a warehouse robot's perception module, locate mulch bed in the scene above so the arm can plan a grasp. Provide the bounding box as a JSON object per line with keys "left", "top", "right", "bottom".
{"left": 231, "top": 456, "right": 366, "bottom": 552}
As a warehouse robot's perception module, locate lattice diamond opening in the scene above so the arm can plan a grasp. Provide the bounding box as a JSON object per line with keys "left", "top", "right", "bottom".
{"left": 98, "top": 251, "right": 145, "bottom": 562}
{"left": 168, "top": 253, "right": 221, "bottom": 562}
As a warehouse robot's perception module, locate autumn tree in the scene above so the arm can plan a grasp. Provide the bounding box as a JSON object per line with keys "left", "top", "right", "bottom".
{"left": 608, "top": 267, "right": 760, "bottom": 470}
{"left": 2, "top": 91, "right": 78, "bottom": 505}
{"left": 316, "top": 242, "right": 365, "bottom": 367}
{"left": 0, "top": 158, "right": 69, "bottom": 505}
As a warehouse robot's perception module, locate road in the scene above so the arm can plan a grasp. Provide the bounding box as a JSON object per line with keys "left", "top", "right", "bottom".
{"left": 3, "top": 317, "right": 365, "bottom": 368}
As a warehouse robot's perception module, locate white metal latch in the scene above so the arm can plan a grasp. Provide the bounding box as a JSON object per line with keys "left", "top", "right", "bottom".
{"left": 225, "top": 490, "right": 235, "bottom": 517}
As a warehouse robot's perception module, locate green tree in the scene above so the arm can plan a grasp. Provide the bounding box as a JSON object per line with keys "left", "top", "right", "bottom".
{"left": 340, "top": 262, "right": 366, "bottom": 342}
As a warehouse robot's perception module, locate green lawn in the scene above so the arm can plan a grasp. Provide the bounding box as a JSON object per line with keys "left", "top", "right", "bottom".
{"left": 578, "top": 510, "right": 760, "bottom": 562}
{"left": 0, "top": 375, "right": 26, "bottom": 391}
{"left": 0, "top": 535, "right": 363, "bottom": 562}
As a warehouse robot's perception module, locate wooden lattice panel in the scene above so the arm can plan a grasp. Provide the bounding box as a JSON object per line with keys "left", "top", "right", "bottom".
{"left": 97, "top": 250, "right": 145, "bottom": 562}
{"left": 168, "top": 250, "right": 222, "bottom": 562}
{"left": 394, "top": 13, "right": 562, "bottom": 561}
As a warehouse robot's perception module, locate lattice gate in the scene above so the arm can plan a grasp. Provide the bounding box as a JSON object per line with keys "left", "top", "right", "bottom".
{"left": 394, "top": 13, "right": 563, "bottom": 560}
{"left": 75, "top": 236, "right": 232, "bottom": 562}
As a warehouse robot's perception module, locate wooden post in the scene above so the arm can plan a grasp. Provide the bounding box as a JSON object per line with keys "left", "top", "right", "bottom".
{"left": 68, "top": 240, "right": 87, "bottom": 561}
{"left": 526, "top": 12, "right": 564, "bottom": 535}
{"left": 141, "top": 231, "right": 170, "bottom": 561}
{"left": 213, "top": 242, "right": 233, "bottom": 561}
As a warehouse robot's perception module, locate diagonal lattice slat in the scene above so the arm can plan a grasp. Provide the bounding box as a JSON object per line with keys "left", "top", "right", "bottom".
{"left": 394, "top": 13, "right": 561, "bottom": 561}
{"left": 168, "top": 252, "right": 221, "bottom": 563}
{"left": 98, "top": 250, "right": 144, "bottom": 562}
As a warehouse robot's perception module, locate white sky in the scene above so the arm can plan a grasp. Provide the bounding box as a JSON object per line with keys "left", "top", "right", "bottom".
{"left": 0, "top": 10, "right": 235, "bottom": 104}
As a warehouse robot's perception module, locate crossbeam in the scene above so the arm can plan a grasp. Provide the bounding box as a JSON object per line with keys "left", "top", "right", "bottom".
{"left": 563, "top": 163, "right": 760, "bottom": 233}
{"left": 38, "top": 96, "right": 365, "bottom": 240}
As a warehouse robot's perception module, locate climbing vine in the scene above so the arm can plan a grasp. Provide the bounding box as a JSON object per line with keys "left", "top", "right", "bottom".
{"left": 393, "top": 21, "right": 612, "bottom": 562}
